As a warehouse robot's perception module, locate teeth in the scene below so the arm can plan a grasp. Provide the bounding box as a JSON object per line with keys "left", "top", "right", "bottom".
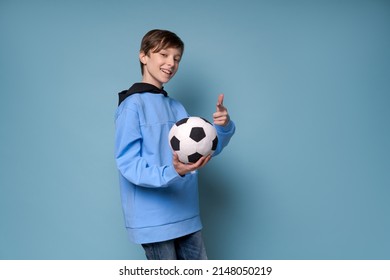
{"left": 161, "top": 68, "right": 171, "bottom": 75}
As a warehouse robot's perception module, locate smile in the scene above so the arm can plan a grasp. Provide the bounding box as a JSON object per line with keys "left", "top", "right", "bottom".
{"left": 160, "top": 68, "right": 172, "bottom": 75}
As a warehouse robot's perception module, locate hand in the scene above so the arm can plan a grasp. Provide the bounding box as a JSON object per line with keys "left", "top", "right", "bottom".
{"left": 173, "top": 153, "right": 211, "bottom": 176}
{"left": 213, "top": 94, "right": 230, "bottom": 126}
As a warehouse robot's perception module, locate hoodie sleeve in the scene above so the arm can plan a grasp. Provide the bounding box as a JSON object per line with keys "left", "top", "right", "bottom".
{"left": 114, "top": 104, "right": 181, "bottom": 188}
{"left": 212, "top": 120, "right": 236, "bottom": 156}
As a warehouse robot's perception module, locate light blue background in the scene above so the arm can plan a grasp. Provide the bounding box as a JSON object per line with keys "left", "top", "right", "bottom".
{"left": 1, "top": 0, "right": 389, "bottom": 260}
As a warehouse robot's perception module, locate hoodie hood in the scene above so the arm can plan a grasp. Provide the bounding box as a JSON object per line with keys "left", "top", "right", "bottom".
{"left": 118, "top": 83, "right": 168, "bottom": 106}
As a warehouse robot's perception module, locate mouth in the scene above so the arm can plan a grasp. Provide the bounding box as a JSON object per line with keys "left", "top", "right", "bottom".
{"left": 160, "top": 68, "right": 172, "bottom": 75}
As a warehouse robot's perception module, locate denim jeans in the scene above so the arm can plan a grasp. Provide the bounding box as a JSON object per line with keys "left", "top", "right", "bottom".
{"left": 141, "top": 231, "right": 208, "bottom": 260}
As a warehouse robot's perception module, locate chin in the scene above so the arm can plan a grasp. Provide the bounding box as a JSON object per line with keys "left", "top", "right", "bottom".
{"left": 160, "top": 78, "right": 172, "bottom": 84}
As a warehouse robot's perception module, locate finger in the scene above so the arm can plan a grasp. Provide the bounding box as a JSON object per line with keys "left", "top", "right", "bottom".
{"left": 217, "top": 94, "right": 224, "bottom": 106}
{"left": 202, "top": 154, "right": 212, "bottom": 166}
{"left": 194, "top": 155, "right": 206, "bottom": 167}
{"left": 187, "top": 155, "right": 204, "bottom": 169}
{"left": 216, "top": 94, "right": 225, "bottom": 112}
{"left": 197, "top": 154, "right": 211, "bottom": 168}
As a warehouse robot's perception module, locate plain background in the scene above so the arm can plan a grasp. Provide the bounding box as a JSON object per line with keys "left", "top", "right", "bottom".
{"left": 1, "top": 0, "right": 389, "bottom": 260}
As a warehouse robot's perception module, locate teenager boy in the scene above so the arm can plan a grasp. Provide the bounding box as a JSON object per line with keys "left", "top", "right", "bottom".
{"left": 115, "top": 29, "right": 235, "bottom": 260}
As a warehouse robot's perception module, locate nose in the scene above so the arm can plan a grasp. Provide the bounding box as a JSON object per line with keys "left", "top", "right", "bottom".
{"left": 166, "top": 56, "right": 175, "bottom": 66}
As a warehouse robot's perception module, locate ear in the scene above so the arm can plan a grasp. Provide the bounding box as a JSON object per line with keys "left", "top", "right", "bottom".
{"left": 139, "top": 51, "right": 147, "bottom": 65}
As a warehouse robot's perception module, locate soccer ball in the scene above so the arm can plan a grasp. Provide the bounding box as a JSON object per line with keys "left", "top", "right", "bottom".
{"left": 168, "top": 117, "right": 218, "bottom": 163}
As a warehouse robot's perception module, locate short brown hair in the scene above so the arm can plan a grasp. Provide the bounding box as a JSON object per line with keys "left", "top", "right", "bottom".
{"left": 139, "top": 29, "right": 184, "bottom": 74}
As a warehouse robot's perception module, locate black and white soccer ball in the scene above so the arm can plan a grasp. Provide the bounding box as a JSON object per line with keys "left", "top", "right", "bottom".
{"left": 168, "top": 117, "right": 218, "bottom": 163}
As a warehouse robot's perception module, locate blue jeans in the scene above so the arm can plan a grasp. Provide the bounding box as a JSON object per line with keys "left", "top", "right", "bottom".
{"left": 141, "top": 231, "right": 208, "bottom": 260}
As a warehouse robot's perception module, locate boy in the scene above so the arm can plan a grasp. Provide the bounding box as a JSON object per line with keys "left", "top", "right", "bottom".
{"left": 114, "top": 29, "right": 235, "bottom": 260}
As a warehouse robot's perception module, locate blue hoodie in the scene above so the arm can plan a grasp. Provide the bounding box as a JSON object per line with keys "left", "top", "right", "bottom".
{"left": 115, "top": 83, "right": 235, "bottom": 244}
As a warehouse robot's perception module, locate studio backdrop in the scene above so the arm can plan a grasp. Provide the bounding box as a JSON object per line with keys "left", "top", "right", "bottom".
{"left": 1, "top": 0, "right": 389, "bottom": 259}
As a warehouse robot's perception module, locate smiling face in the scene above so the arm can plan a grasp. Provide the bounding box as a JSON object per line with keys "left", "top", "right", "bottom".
{"left": 140, "top": 47, "right": 182, "bottom": 89}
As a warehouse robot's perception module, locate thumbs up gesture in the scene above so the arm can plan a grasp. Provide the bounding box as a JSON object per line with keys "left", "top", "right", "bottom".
{"left": 213, "top": 94, "right": 230, "bottom": 126}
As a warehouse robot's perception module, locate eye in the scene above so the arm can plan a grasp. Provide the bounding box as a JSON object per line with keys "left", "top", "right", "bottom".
{"left": 160, "top": 52, "right": 168, "bottom": 57}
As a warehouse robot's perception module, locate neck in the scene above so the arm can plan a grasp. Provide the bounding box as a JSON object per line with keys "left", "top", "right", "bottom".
{"left": 141, "top": 77, "right": 163, "bottom": 89}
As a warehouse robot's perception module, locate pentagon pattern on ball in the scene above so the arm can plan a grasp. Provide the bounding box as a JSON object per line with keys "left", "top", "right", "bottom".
{"left": 212, "top": 137, "right": 218, "bottom": 150}
{"left": 188, "top": 152, "right": 203, "bottom": 163}
{"left": 176, "top": 117, "right": 189, "bottom": 126}
{"left": 170, "top": 136, "right": 180, "bottom": 151}
{"left": 190, "top": 127, "right": 206, "bottom": 142}
{"left": 168, "top": 116, "right": 219, "bottom": 164}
